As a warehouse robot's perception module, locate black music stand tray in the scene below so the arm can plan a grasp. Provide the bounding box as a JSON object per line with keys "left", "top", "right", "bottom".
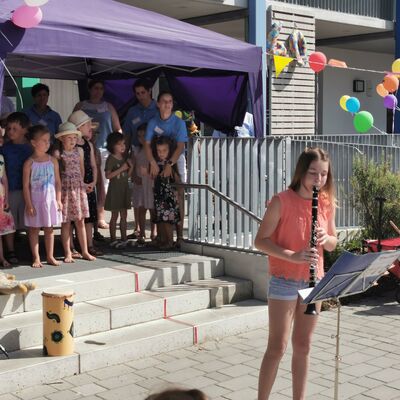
{"left": 299, "top": 249, "right": 400, "bottom": 400}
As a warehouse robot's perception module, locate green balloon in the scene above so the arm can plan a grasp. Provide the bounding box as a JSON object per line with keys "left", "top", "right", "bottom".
{"left": 353, "top": 111, "right": 373, "bottom": 133}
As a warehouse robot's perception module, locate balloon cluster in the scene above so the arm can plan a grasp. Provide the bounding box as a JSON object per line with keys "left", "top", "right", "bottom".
{"left": 376, "top": 59, "right": 400, "bottom": 110}
{"left": 11, "top": 0, "right": 49, "bottom": 29}
{"left": 339, "top": 95, "right": 373, "bottom": 133}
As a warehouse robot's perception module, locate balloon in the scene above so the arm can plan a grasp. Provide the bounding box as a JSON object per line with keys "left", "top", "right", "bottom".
{"left": 308, "top": 52, "right": 327, "bottom": 73}
{"left": 383, "top": 94, "right": 397, "bottom": 109}
{"left": 376, "top": 83, "right": 389, "bottom": 98}
{"left": 11, "top": 5, "right": 43, "bottom": 29}
{"left": 383, "top": 74, "right": 399, "bottom": 93}
{"left": 392, "top": 58, "right": 400, "bottom": 74}
{"left": 346, "top": 97, "right": 360, "bottom": 113}
{"left": 339, "top": 95, "right": 350, "bottom": 111}
{"left": 353, "top": 111, "right": 374, "bottom": 133}
{"left": 24, "top": 0, "right": 49, "bottom": 6}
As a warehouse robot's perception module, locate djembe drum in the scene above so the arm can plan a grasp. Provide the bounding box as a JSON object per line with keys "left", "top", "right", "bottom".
{"left": 42, "top": 290, "right": 74, "bottom": 356}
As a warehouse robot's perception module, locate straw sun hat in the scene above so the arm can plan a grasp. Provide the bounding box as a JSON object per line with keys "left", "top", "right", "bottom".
{"left": 55, "top": 122, "right": 82, "bottom": 139}
{"left": 68, "top": 110, "right": 100, "bottom": 132}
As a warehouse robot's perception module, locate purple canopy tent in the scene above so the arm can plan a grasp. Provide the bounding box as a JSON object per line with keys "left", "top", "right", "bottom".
{"left": 0, "top": 0, "right": 263, "bottom": 135}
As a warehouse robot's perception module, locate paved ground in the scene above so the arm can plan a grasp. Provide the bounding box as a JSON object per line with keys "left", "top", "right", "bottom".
{"left": 2, "top": 287, "right": 399, "bottom": 400}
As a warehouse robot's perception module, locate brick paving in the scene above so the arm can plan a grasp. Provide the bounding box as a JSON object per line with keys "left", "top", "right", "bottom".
{"left": 4, "top": 290, "right": 399, "bottom": 400}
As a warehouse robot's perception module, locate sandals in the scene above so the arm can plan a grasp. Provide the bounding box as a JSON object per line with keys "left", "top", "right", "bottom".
{"left": 93, "top": 231, "right": 106, "bottom": 242}
{"left": 71, "top": 249, "right": 83, "bottom": 259}
{"left": 6, "top": 251, "right": 18, "bottom": 265}
{"left": 127, "top": 230, "right": 140, "bottom": 240}
{"left": 88, "top": 247, "right": 103, "bottom": 256}
{"left": 136, "top": 237, "right": 146, "bottom": 245}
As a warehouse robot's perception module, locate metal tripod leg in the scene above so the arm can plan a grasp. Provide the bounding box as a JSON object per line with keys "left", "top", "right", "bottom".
{"left": 0, "top": 343, "right": 9, "bottom": 359}
{"left": 333, "top": 299, "right": 341, "bottom": 400}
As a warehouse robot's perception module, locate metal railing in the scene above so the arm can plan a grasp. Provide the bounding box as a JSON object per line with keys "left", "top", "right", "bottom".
{"left": 276, "top": 0, "right": 395, "bottom": 20}
{"left": 186, "top": 135, "right": 400, "bottom": 250}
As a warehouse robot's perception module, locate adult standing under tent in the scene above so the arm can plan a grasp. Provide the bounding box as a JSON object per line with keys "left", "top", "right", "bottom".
{"left": 145, "top": 91, "right": 187, "bottom": 247}
{"left": 23, "top": 83, "right": 61, "bottom": 138}
{"left": 0, "top": 0, "right": 263, "bottom": 139}
{"left": 123, "top": 78, "right": 158, "bottom": 239}
{"left": 73, "top": 79, "right": 121, "bottom": 234}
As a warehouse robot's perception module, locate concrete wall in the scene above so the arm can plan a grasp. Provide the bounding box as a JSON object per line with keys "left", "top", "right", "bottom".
{"left": 182, "top": 242, "right": 269, "bottom": 302}
{"left": 319, "top": 47, "right": 393, "bottom": 135}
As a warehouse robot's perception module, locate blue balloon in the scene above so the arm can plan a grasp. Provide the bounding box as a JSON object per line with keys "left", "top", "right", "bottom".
{"left": 346, "top": 97, "right": 360, "bottom": 113}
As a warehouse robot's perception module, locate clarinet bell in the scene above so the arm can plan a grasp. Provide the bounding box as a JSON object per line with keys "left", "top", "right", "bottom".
{"left": 304, "top": 303, "right": 318, "bottom": 316}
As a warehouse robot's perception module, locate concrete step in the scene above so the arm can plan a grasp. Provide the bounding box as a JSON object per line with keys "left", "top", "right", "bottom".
{"left": 0, "top": 276, "right": 252, "bottom": 351}
{"left": 0, "top": 299, "right": 267, "bottom": 394}
{"left": 0, "top": 255, "right": 223, "bottom": 317}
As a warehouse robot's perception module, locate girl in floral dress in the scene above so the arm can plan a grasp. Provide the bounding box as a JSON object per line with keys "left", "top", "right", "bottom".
{"left": 23, "top": 126, "right": 62, "bottom": 268}
{"left": 151, "top": 136, "right": 180, "bottom": 250}
{"left": 0, "top": 154, "right": 15, "bottom": 268}
{"left": 56, "top": 122, "right": 96, "bottom": 263}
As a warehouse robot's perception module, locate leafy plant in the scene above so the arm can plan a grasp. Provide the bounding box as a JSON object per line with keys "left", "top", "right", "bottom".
{"left": 351, "top": 156, "right": 400, "bottom": 240}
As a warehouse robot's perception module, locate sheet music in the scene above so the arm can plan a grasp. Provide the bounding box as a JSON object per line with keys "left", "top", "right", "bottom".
{"left": 302, "top": 250, "right": 400, "bottom": 304}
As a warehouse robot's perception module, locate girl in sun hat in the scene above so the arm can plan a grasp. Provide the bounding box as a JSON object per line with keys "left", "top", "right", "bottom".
{"left": 56, "top": 122, "right": 95, "bottom": 263}
{"left": 68, "top": 110, "right": 102, "bottom": 256}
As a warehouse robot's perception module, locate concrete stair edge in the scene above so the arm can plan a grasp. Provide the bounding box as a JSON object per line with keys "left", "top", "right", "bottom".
{"left": 0, "top": 299, "right": 268, "bottom": 394}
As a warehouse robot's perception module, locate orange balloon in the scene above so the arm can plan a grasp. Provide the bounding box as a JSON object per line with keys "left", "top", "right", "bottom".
{"left": 383, "top": 74, "right": 399, "bottom": 93}
{"left": 376, "top": 83, "right": 389, "bottom": 97}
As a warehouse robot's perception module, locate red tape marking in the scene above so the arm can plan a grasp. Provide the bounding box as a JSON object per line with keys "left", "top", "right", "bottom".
{"left": 167, "top": 317, "right": 199, "bottom": 345}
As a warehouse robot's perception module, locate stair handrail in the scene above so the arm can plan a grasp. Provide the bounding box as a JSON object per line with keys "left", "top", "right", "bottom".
{"left": 174, "top": 182, "right": 263, "bottom": 224}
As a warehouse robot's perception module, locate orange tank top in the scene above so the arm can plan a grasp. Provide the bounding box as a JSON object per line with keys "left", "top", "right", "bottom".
{"left": 268, "top": 189, "right": 334, "bottom": 281}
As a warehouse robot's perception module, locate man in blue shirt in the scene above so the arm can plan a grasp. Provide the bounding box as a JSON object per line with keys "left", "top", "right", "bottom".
{"left": 23, "top": 83, "right": 62, "bottom": 137}
{"left": 145, "top": 91, "right": 188, "bottom": 247}
{"left": 123, "top": 78, "right": 158, "bottom": 148}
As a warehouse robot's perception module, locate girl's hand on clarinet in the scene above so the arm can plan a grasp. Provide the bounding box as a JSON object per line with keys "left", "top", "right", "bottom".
{"left": 291, "top": 247, "right": 319, "bottom": 264}
{"left": 316, "top": 227, "right": 329, "bottom": 246}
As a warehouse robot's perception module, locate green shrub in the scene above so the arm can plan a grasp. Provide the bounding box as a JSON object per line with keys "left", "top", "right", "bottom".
{"left": 351, "top": 156, "right": 400, "bottom": 240}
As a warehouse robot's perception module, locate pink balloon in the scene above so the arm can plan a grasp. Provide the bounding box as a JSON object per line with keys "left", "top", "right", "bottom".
{"left": 12, "top": 5, "right": 43, "bottom": 29}
{"left": 309, "top": 52, "right": 327, "bottom": 73}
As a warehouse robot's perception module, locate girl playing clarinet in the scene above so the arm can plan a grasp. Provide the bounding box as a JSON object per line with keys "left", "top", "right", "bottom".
{"left": 255, "top": 147, "right": 337, "bottom": 400}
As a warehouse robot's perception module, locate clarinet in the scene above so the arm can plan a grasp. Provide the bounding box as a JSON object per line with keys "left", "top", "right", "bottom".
{"left": 304, "top": 186, "right": 319, "bottom": 315}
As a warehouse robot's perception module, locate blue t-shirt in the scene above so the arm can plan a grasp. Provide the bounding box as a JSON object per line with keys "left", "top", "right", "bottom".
{"left": 1, "top": 143, "right": 32, "bottom": 191}
{"left": 145, "top": 113, "right": 188, "bottom": 144}
{"left": 23, "top": 106, "right": 62, "bottom": 136}
{"left": 123, "top": 100, "right": 158, "bottom": 147}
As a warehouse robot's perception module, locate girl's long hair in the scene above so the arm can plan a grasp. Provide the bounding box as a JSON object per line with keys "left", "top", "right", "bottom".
{"left": 289, "top": 147, "right": 336, "bottom": 206}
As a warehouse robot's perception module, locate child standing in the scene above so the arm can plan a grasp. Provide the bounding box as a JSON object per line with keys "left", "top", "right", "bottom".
{"left": 151, "top": 136, "right": 180, "bottom": 250}
{"left": 68, "top": 110, "right": 101, "bottom": 256}
{"left": 131, "top": 124, "right": 155, "bottom": 245}
{"left": 2, "top": 112, "right": 32, "bottom": 264}
{"left": 55, "top": 122, "right": 95, "bottom": 263}
{"left": 23, "top": 126, "right": 62, "bottom": 268}
{"left": 104, "top": 132, "right": 132, "bottom": 248}
{"left": 254, "top": 147, "right": 337, "bottom": 400}
{"left": 0, "top": 153, "right": 15, "bottom": 268}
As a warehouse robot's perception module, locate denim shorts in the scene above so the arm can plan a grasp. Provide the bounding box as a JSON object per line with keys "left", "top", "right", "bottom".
{"left": 267, "top": 276, "right": 310, "bottom": 301}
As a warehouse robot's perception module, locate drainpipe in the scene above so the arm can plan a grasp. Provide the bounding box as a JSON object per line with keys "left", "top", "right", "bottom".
{"left": 248, "top": 0, "right": 267, "bottom": 137}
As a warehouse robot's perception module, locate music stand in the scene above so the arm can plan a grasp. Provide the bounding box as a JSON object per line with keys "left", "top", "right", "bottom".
{"left": 299, "top": 249, "right": 400, "bottom": 400}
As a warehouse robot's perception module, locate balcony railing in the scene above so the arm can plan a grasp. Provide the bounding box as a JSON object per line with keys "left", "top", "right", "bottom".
{"left": 276, "top": 0, "right": 395, "bottom": 21}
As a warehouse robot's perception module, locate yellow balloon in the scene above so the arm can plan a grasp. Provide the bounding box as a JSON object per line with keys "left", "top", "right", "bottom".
{"left": 339, "top": 95, "right": 350, "bottom": 111}
{"left": 392, "top": 58, "right": 400, "bottom": 74}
